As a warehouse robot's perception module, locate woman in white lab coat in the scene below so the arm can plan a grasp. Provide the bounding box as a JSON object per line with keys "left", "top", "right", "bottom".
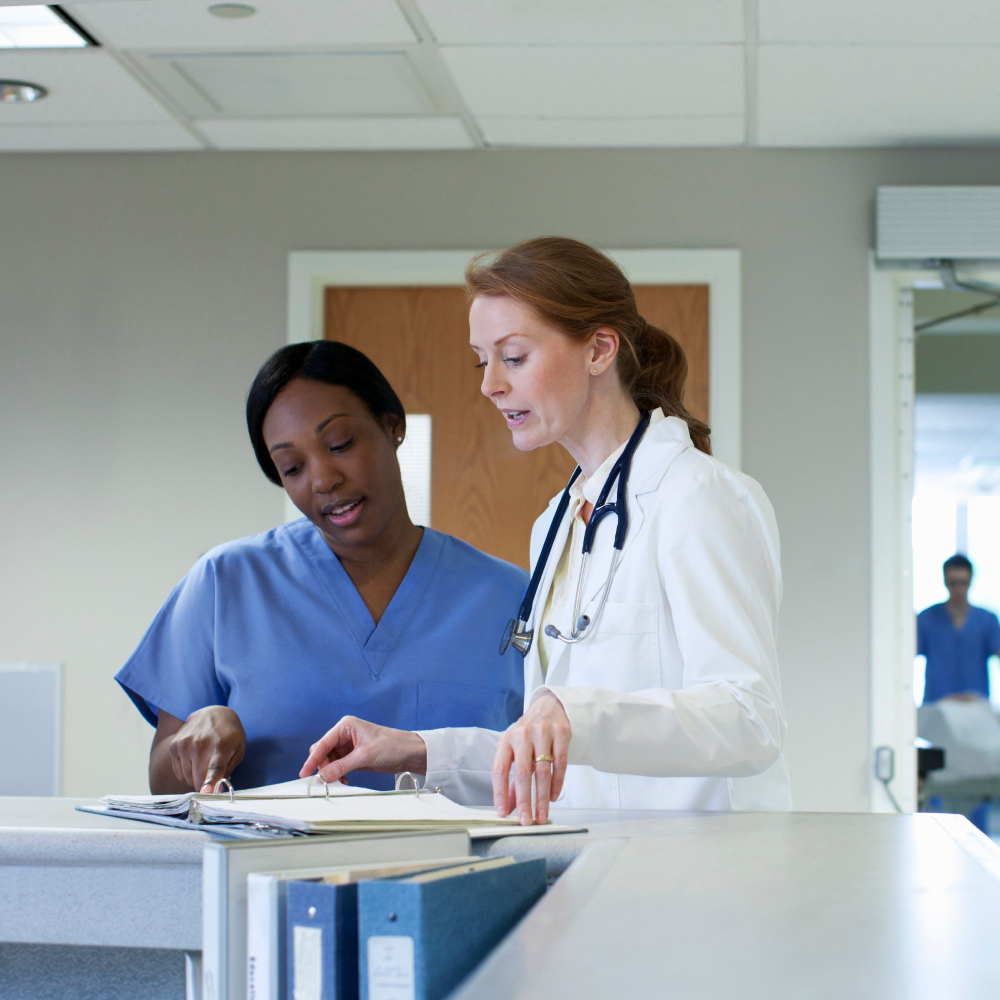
{"left": 301, "top": 236, "right": 792, "bottom": 823}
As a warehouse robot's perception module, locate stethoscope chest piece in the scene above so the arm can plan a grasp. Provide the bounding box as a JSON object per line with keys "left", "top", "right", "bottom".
{"left": 500, "top": 617, "right": 534, "bottom": 656}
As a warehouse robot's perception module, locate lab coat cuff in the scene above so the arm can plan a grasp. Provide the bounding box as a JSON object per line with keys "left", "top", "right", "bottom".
{"left": 414, "top": 727, "right": 499, "bottom": 807}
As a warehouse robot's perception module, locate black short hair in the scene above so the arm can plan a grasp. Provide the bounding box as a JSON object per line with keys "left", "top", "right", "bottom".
{"left": 943, "top": 553, "right": 973, "bottom": 576}
{"left": 246, "top": 341, "right": 405, "bottom": 485}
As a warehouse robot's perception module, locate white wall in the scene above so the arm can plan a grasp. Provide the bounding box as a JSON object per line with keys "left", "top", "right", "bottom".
{"left": 4, "top": 146, "right": 1000, "bottom": 804}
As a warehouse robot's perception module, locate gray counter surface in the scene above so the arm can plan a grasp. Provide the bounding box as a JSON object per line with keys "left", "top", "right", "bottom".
{"left": 4, "top": 800, "right": 1000, "bottom": 999}
{"left": 467, "top": 810, "right": 1000, "bottom": 1000}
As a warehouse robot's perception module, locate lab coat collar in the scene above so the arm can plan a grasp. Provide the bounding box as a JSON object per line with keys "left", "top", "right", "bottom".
{"left": 577, "top": 410, "right": 692, "bottom": 608}
{"left": 629, "top": 410, "right": 693, "bottom": 495}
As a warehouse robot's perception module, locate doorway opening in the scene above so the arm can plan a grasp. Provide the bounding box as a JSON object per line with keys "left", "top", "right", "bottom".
{"left": 870, "top": 260, "right": 1000, "bottom": 815}
{"left": 911, "top": 289, "right": 1000, "bottom": 840}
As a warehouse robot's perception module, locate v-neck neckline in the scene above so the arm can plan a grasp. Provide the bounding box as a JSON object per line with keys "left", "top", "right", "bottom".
{"left": 290, "top": 521, "right": 444, "bottom": 677}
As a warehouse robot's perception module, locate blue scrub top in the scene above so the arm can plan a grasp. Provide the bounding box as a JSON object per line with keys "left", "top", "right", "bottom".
{"left": 918, "top": 602, "right": 1000, "bottom": 703}
{"left": 116, "top": 520, "right": 527, "bottom": 790}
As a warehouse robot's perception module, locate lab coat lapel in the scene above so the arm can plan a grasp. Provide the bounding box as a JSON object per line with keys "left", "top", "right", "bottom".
{"left": 579, "top": 415, "right": 688, "bottom": 610}
{"left": 522, "top": 497, "right": 572, "bottom": 698}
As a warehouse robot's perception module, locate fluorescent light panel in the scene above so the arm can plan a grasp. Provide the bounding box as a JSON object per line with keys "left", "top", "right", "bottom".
{"left": 0, "top": 6, "right": 90, "bottom": 49}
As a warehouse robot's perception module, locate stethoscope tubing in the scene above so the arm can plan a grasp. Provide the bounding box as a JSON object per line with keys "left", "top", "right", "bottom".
{"left": 501, "top": 411, "right": 651, "bottom": 656}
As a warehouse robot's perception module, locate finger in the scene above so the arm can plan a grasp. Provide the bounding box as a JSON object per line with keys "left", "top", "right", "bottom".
{"left": 171, "top": 743, "right": 197, "bottom": 791}
{"left": 510, "top": 731, "right": 534, "bottom": 826}
{"left": 550, "top": 725, "right": 571, "bottom": 804}
{"left": 169, "top": 742, "right": 189, "bottom": 786}
{"left": 300, "top": 720, "right": 353, "bottom": 777}
{"left": 318, "top": 746, "right": 370, "bottom": 783}
{"left": 534, "top": 755, "right": 553, "bottom": 825}
{"left": 491, "top": 739, "right": 515, "bottom": 818}
{"left": 199, "top": 752, "right": 228, "bottom": 794}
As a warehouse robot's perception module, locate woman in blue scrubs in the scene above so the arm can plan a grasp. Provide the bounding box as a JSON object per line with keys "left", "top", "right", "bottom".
{"left": 116, "top": 341, "right": 527, "bottom": 793}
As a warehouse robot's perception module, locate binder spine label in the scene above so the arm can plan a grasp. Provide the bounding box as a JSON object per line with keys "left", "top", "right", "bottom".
{"left": 367, "top": 936, "right": 415, "bottom": 1000}
{"left": 293, "top": 926, "right": 323, "bottom": 1000}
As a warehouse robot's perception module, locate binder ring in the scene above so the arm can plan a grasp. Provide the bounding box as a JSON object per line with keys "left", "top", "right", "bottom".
{"left": 213, "top": 777, "right": 235, "bottom": 802}
{"left": 395, "top": 771, "right": 422, "bottom": 797}
{"left": 307, "top": 775, "right": 333, "bottom": 800}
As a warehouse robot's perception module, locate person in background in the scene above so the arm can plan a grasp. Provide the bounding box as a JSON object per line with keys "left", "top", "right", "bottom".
{"left": 918, "top": 554, "right": 1000, "bottom": 704}
{"left": 918, "top": 553, "right": 1000, "bottom": 833}
{"left": 116, "top": 341, "right": 526, "bottom": 793}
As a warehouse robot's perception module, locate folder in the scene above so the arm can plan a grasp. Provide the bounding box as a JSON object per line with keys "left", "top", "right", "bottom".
{"left": 358, "top": 857, "right": 546, "bottom": 1000}
{"left": 283, "top": 858, "right": 499, "bottom": 1000}
{"left": 249, "top": 859, "right": 470, "bottom": 1000}
{"left": 203, "top": 829, "right": 470, "bottom": 1000}
{"left": 287, "top": 879, "right": 358, "bottom": 1000}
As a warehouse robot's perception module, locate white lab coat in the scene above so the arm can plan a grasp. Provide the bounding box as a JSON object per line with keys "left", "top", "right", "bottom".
{"left": 418, "top": 411, "right": 792, "bottom": 812}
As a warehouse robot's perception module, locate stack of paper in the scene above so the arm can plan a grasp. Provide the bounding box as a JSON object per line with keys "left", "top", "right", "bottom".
{"left": 99, "top": 776, "right": 373, "bottom": 816}
{"left": 191, "top": 788, "right": 520, "bottom": 834}
{"left": 89, "top": 776, "right": 583, "bottom": 841}
{"left": 100, "top": 791, "right": 194, "bottom": 817}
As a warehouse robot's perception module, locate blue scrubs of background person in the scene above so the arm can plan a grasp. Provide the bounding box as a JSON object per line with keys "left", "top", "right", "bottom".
{"left": 918, "top": 554, "right": 1000, "bottom": 703}
{"left": 117, "top": 340, "right": 526, "bottom": 792}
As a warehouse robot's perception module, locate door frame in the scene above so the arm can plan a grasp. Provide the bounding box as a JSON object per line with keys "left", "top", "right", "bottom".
{"left": 288, "top": 249, "right": 742, "bottom": 469}
{"left": 869, "top": 254, "right": 1000, "bottom": 813}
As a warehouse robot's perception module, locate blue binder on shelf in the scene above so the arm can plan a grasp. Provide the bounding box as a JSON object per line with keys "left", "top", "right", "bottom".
{"left": 287, "top": 880, "right": 360, "bottom": 1000}
{"left": 358, "top": 857, "right": 546, "bottom": 1000}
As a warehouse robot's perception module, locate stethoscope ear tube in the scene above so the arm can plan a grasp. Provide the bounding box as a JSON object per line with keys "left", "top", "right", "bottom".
{"left": 501, "top": 469, "right": 581, "bottom": 657}
{"left": 501, "top": 411, "right": 651, "bottom": 656}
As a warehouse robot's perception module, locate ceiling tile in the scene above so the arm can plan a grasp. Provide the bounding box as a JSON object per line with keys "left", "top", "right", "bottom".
{"left": 442, "top": 45, "right": 743, "bottom": 118}
{"left": 65, "top": 0, "right": 417, "bottom": 49}
{"left": 196, "top": 115, "right": 472, "bottom": 149}
{"left": 760, "top": 0, "right": 1000, "bottom": 45}
{"left": 0, "top": 122, "right": 201, "bottom": 150}
{"left": 0, "top": 49, "right": 175, "bottom": 123}
{"left": 758, "top": 45, "right": 1000, "bottom": 146}
{"left": 418, "top": 0, "right": 743, "bottom": 44}
{"left": 479, "top": 115, "right": 743, "bottom": 147}
{"left": 163, "top": 51, "right": 433, "bottom": 117}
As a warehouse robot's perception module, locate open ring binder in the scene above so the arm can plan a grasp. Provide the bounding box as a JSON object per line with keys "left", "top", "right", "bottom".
{"left": 197, "top": 775, "right": 442, "bottom": 805}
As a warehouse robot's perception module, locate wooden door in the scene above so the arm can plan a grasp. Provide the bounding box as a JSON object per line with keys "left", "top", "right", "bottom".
{"left": 324, "top": 284, "right": 708, "bottom": 569}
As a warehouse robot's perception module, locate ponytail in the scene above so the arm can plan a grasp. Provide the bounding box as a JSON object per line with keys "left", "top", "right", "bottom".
{"left": 465, "top": 237, "right": 711, "bottom": 455}
{"left": 628, "top": 318, "right": 712, "bottom": 454}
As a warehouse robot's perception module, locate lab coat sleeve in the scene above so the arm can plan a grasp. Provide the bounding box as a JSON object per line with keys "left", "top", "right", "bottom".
{"left": 416, "top": 726, "right": 502, "bottom": 806}
{"left": 538, "top": 465, "right": 786, "bottom": 779}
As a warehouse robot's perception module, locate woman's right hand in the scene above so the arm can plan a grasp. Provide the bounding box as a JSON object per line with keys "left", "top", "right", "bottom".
{"left": 166, "top": 706, "right": 246, "bottom": 793}
{"left": 300, "top": 717, "right": 427, "bottom": 783}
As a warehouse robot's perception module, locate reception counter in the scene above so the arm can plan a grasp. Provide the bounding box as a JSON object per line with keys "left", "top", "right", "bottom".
{"left": 2, "top": 799, "right": 1000, "bottom": 999}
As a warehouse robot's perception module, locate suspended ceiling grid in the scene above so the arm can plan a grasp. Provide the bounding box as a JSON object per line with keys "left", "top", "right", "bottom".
{"left": 4, "top": 0, "right": 1000, "bottom": 152}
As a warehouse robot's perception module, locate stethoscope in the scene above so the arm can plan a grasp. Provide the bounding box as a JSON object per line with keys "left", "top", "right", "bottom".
{"left": 500, "top": 411, "right": 651, "bottom": 657}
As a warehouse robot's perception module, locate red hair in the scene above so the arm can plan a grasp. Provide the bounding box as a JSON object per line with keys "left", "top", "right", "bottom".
{"left": 465, "top": 236, "right": 711, "bottom": 454}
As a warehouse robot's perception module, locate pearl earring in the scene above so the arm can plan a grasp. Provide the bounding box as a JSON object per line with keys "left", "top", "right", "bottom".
{"left": 592, "top": 368, "right": 599, "bottom": 375}
{"left": 396, "top": 437, "right": 403, "bottom": 443}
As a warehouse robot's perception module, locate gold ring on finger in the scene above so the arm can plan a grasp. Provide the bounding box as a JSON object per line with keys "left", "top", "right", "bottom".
{"left": 535, "top": 754, "right": 554, "bottom": 763}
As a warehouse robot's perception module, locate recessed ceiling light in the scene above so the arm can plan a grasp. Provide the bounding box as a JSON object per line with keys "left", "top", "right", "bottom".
{"left": 208, "top": 3, "right": 257, "bottom": 18}
{"left": 0, "top": 6, "right": 93, "bottom": 49}
{"left": 0, "top": 80, "right": 48, "bottom": 103}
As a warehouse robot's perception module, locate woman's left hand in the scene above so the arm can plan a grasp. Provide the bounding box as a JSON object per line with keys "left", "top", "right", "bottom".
{"left": 492, "top": 691, "right": 571, "bottom": 826}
